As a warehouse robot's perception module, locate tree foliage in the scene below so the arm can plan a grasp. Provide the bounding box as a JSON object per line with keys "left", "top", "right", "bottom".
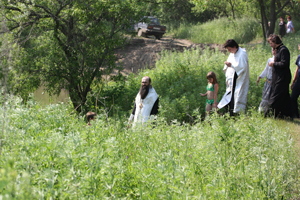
{"left": 2, "top": 0, "right": 145, "bottom": 112}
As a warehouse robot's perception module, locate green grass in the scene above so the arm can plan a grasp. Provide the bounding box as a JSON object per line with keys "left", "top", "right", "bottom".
{"left": 0, "top": 96, "right": 299, "bottom": 199}
{"left": 169, "top": 17, "right": 262, "bottom": 44}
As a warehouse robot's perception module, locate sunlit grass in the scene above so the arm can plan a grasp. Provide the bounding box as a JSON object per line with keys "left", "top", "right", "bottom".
{"left": 170, "top": 17, "right": 262, "bottom": 44}
{"left": 0, "top": 95, "right": 299, "bottom": 198}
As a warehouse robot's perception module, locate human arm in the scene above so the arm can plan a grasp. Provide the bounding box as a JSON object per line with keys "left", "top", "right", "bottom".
{"left": 256, "top": 77, "right": 261, "bottom": 86}
{"left": 291, "top": 66, "right": 299, "bottom": 90}
{"left": 200, "top": 92, "right": 207, "bottom": 97}
{"left": 291, "top": 21, "right": 295, "bottom": 33}
{"left": 226, "top": 50, "right": 249, "bottom": 76}
{"left": 213, "top": 83, "right": 219, "bottom": 108}
{"left": 270, "top": 48, "right": 290, "bottom": 69}
{"left": 128, "top": 102, "right": 136, "bottom": 127}
{"left": 257, "top": 58, "right": 272, "bottom": 85}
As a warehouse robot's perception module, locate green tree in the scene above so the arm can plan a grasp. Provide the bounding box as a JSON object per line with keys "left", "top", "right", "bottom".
{"left": 2, "top": 0, "right": 144, "bottom": 112}
{"left": 257, "top": 0, "right": 291, "bottom": 40}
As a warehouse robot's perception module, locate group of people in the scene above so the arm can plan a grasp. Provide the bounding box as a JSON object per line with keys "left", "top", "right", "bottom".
{"left": 87, "top": 34, "right": 299, "bottom": 126}
{"left": 279, "top": 16, "right": 295, "bottom": 38}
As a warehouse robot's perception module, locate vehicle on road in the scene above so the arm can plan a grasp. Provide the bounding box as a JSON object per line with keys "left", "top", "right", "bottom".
{"left": 134, "top": 16, "right": 166, "bottom": 40}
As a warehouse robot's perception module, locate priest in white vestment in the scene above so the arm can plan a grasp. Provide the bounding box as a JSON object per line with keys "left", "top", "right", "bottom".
{"left": 128, "top": 76, "right": 159, "bottom": 126}
{"left": 218, "top": 39, "right": 249, "bottom": 115}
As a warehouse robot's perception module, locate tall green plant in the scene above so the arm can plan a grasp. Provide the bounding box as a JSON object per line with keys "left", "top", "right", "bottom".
{"left": 0, "top": 95, "right": 299, "bottom": 198}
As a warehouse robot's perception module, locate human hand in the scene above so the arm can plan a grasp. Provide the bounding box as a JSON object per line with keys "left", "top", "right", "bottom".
{"left": 268, "top": 61, "right": 274, "bottom": 67}
{"left": 291, "top": 82, "right": 295, "bottom": 90}
{"left": 212, "top": 103, "right": 218, "bottom": 108}
{"left": 224, "top": 61, "right": 231, "bottom": 67}
{"left": 200, "top": 93, "right": 205, "bottom": 97}
{"left": 256, "top": 77, "right": 261, "bottom": 86}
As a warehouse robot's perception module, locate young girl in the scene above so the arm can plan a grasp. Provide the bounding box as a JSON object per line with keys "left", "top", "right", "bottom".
{"left": 200, "top": 71, "right": 219, "bottom": 117}
{"left": 256, "top": 48, "right": 276, "bottom": 113}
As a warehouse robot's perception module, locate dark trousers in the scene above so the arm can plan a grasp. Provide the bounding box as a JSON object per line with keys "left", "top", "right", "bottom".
{"left": 291, "top": 78, "right": 300, "bottom": 118}
{"left": 227, "top": 72, "right": 238, "bottom": 117}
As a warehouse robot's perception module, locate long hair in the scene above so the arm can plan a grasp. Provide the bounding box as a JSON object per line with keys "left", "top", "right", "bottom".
{"left": 206, "top": 71, "right": 218, "bottom": 84}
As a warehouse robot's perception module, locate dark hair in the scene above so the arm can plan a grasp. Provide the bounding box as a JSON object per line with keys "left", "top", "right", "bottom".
{"left": 280, "top": 16, "right": 284, "bottom": 19}
{"left": 287, "top": 16, "right": 291, "bottom": 20}
{"left": 86, "top": 111, "right": 96, "bottom": 121}
{"left": 206, "top": 71, "right": 218, "bottom": 84}
{"left": 267, "top": 34, "right": 282, "bottom": 45}
{"left": 224, "top": 39, "right": 239, "bottom": 49}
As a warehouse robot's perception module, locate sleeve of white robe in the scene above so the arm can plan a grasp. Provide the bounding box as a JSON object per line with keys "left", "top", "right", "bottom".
{"left": 231, "top": 50, "right": 248, "bottom": 76}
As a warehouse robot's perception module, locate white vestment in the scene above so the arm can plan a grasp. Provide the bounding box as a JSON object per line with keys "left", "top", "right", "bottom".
{"left": 133, "top": 88, "right": 158, "bottom": 125}
{"left": 218, "top": 47, "right": 249, "bottom": 113}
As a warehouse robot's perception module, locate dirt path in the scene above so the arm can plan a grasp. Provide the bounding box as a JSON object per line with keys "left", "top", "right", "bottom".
{"left": 112, "top": 36, "right": 224, "bottom": 76}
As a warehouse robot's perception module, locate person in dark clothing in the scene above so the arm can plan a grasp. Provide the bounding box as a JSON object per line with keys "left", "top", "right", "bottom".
{"left": 128, "top": 76, "right": 159, "bottom": 127}
{"left": 290, "top": 43, "right": 300, "bottom": 118}
{"left": 265, "top": 34, "right": 293, "bottom": 119}
{"left": 279, "top": 16, "right": 286, "bottom": 38}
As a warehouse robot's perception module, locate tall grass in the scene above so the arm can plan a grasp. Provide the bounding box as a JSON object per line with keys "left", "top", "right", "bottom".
{"left": 0, "top": 95, "right": 299, "bottom": 199}
{"left": 170, "top": 17, "right": 262, "bottom": 44}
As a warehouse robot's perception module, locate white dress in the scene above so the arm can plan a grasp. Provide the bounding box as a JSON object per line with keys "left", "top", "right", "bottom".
{"left": 218, "top": 47, "right": 250, "bottom": 113}
{"left": 258, "top": 57, "right": 273, "bottom": 112}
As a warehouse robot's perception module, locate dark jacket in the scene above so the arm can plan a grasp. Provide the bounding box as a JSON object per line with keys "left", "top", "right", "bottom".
{"left": 268, "top": 44, "right": 293, "bottom": 118}
{"left": 269, "top": 44, "right": 291, "bottom": 104}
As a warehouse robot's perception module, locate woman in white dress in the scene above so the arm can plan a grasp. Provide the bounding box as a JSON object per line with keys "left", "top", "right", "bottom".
{"left": 286, "top": 16, "right": 295, "bottom": 34}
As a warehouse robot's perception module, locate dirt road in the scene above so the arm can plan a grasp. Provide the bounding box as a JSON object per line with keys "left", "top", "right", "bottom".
{"left": 113, "top": 36, "right": 224, "bottom": 76}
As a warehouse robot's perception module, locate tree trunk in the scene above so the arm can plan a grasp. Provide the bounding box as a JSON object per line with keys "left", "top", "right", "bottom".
{"left": 228, "top": 0, "right": 235, "bottom": 19}
{"left": 268, "top": 0, "right": 276, "bottom": 35}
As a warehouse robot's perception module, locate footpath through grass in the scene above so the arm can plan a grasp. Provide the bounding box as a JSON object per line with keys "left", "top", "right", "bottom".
{"left": 0, "top": 97, "right": 299, "bottom": 199}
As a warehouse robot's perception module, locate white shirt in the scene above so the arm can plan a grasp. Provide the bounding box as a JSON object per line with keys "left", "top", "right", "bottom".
{"left": 287, "top": 21, "right": 294, "bottom": 33}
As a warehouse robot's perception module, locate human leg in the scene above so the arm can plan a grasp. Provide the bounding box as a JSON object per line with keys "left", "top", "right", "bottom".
{"left": 291, "top": 79, "right": 300, "bottom": 118}
{"left": 205, "top": 103, "right": 212, "bottom": 117}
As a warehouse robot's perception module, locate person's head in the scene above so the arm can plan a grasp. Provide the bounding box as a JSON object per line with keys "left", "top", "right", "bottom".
{"left": 139, "top": 76, "right": 151, "bottom": 99}
{"left": 86, "top": 111, "right": 96, "bottom": 125}
{"left": 206, "top": 71, "right": 218, "bottom": 84}
{"left": 224, "top": 39, "right": 239, "bottom": 54}
{"left": 280, "top": 16, "right": 284, "bottom": 21}
{"left": 287, "top": 16, "right": 291, "bottom": 21}
{"left": 267, "top": 34, "right": 282, "bottom": 48}
{"left": 298, "top": 43, "right": 300, "bottom": 51}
